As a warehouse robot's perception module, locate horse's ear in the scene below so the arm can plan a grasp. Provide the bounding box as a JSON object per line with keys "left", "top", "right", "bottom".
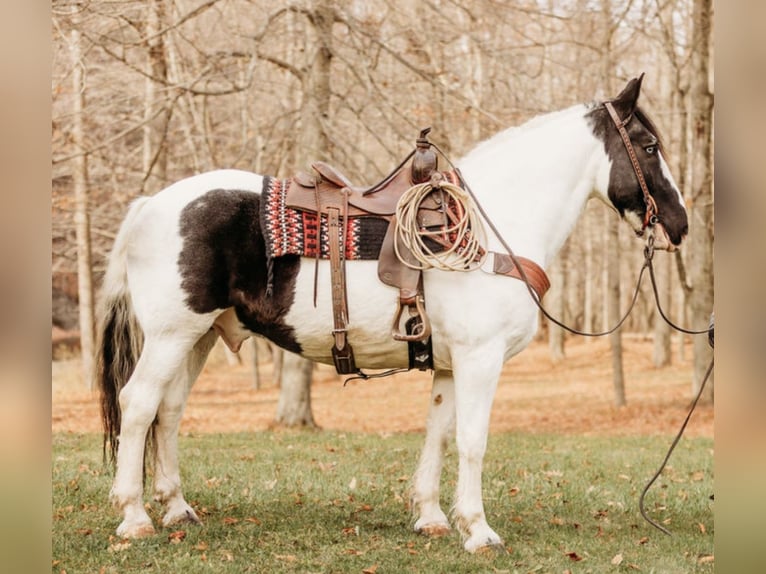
{"left": 611, "top": 73, "right": 644, "bottom": 120}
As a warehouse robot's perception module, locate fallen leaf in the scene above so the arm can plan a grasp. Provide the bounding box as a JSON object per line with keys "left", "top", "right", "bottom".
{"left": 565, "top": 551, "right": 583, "bottom": 562}
{"left": 348, "top": 477, "right": 357, "bottom": 490}
{"left": 697, "top": 554, "right": 714, "bottom": 564}
{"left": 245, "top": 516, "right": 262, "bottom": 524}
{"left": 168, "top": 530, "right": 186, "bottom": 544}
{"left": 358, "top": 504, "right": 373, "bottom": 512}
{"left": 76, "top": 528, "right": 92, "bottom": 536}
{"left": 698, "top": 522, "right": 706, "bottom": 534}
{"left": 222, "top": 517, "right": 239, "bottom": 525}
{"left": 275, "top": 554, "right": 296, "bottom": 563}
{"left": 343, "top": 548, "right": 363, "bottom": 555}
{"left": 362, "top": 565, "right": 379, "bottom": 574}
{"left": 194, "top": 541, "right": 209, "bottom": 551}
{"left": 550, "top": 516, "right": 564, "bottom": 525}
{"left": 637, "top": 536, "right": 649, "bottom": 545}
{"left": 611, "top": 553, "right": 623, "bottom": 565}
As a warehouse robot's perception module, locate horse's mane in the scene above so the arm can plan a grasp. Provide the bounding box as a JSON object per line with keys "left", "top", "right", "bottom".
{"left": 462, "top": 104, "right": 584, "bottom": 160}
{"left": 463, "top": 101, "right": 667, "bottom": 163}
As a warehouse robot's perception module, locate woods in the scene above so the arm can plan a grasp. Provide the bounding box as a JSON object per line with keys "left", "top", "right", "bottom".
{"left": 51, "top": 1, "right": 714, "bottom": 405}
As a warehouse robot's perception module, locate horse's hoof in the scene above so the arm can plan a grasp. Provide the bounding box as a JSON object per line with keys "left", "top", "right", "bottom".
{"left": 162, "top": 506, "right": 201, "bottom": 527}
{"left": 416, "top": 523, "right": 451, "bottom": 538}
{"left": 116, "top": 521, "right": 156, "bottom": 539}
{"left": 464, "top": 533, "right": 505, "bottom": 554}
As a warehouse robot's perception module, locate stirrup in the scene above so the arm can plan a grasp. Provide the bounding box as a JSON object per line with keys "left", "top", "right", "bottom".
{"left": 391, "top": 295, "right": 431, "bottom": 342}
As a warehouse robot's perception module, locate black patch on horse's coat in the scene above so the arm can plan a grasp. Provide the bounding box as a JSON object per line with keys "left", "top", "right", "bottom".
{"left": 177, "top": 189, "right": 302, "bottom": 353}
{"left": 587, "top": 104, "right": 688, "bottom": 246}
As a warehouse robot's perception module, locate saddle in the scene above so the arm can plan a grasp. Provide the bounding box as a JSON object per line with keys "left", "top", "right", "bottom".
{"left": 282, "top": 129, "right": 551, "bottom": 375}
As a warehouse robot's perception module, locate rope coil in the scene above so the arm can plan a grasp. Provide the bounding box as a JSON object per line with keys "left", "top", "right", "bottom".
{"left": 393, "top": 181, "right": 487, "bottom": 271}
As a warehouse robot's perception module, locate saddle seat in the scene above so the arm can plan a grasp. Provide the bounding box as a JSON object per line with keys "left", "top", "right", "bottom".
{"left": 286, "top": 160, "right": 430, "bottom": 218}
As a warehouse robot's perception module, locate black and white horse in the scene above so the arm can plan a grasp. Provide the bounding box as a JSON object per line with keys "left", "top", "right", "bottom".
{"left": 97, "top": 76, "right": 688, "bottom": 552}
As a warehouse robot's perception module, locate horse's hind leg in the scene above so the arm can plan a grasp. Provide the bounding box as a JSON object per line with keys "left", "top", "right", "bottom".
{"left": 152, "top": 329, "right": 218, "bottom": 527}
{"left": 110, "top": 334, "right": 203, "bottom": 538}
{"left": 412, "top": 370, "right": 455, "bottom": 537}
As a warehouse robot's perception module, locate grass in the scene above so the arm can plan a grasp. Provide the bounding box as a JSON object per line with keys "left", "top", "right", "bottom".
{"left": 52, "top": 431, "right": 713, "bottom": 573}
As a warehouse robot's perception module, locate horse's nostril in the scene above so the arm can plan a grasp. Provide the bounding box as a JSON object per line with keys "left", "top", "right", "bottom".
{"left": 681, "top": 224, "right": 688, "bottom": 237}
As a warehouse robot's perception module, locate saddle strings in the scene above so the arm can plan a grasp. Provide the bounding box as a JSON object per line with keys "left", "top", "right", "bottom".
{"left": 394, "top": 181, "right": 487, "bottom": 272}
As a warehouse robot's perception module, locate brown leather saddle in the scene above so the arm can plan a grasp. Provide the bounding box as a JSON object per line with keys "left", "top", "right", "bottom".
{"left": 282, "top": 129, "right": 550, "bottom": 375}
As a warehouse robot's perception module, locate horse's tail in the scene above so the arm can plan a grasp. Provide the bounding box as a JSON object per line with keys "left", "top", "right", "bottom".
{"left": 95, "top": 197, "right": 149, "bottom": 466}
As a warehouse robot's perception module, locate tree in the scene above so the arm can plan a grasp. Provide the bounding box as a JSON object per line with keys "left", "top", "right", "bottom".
{"left": 272, "top": 0, "right": 336, "bottom": 428}
{"left": 686, "top": 0, "right": 714, "bottom": 401}
{"left": 69, "top": 14, "right": 96, "bottom": 388}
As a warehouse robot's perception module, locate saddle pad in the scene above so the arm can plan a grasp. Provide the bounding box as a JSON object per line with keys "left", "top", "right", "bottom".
{"left": 260, "top": 176, "right": 390, "bottom": 260}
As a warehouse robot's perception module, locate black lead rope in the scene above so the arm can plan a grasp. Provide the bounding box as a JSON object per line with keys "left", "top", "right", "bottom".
{"left": 638, "top": 357, "right": 714, "bottom": 535}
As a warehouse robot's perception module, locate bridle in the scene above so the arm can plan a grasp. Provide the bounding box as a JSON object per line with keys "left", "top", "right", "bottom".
{"left": 604, "top": 101, "right": 659, "bottom": 234}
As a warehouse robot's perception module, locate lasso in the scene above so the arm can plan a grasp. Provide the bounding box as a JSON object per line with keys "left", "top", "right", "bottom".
{"left": 393, "top": 181, "right": 486, "bottom": 271}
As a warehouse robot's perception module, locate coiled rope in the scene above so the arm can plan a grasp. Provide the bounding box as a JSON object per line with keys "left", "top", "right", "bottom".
{"left": 393, "top": 181, "right": 487, "bottom": 271}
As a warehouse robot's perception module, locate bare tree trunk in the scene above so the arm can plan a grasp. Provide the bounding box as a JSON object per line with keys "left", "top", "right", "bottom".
{"left": 600, "top": 1, "right": 624, "bottom": 406}
{"left": 653, "top": 252, "right": 673, "bottom": 367}
{"left": 275, "top": 352, "right": 316, "bottom": 427}
{"left": 687, "top": 0, "right": 714, "bottom": 401}
{"left": 547, "top": 242, "right": 568, "bottom": 362}
{"left": 653, "top": 60, "right": 676, "bottom": 367}
{"left": 274, "top": 0, "right": 335, "bottom": 428}
{"left": 71, "top": 25, "right": 96, "bottom": 388}
{"left": 583, "top": 210, "right": 595, "bottom": 341}
{"left": 607, "top": 215, "right": 626, "bottom": 406}
{"left": 142, "top": 0, "right": 170, "bottom": 194}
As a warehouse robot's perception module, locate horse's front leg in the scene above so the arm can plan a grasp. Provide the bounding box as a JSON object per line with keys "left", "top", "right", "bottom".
{"left": 451, "top": 346, "right": 506, "bottom": 553}
{"left": 412, "top": 370, "right": 455, "bottom": 536}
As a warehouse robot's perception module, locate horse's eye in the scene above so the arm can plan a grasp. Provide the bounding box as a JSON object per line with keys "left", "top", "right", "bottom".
{"left": 645, "top": 145, "right": 656, "bottom": 155}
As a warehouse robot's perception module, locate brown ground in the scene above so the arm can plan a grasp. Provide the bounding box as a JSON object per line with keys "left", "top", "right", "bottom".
{"left": 52, "top": 337, "right": 713, "bottom": 438}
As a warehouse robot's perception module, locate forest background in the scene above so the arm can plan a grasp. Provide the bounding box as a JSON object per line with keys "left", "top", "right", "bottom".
{"left": 50, "top": 0, "right": 714, "bottom": 415}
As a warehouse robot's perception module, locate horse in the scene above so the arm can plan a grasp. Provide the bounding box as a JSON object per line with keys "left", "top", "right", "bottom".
{"left": 96, "top": 75, "right": 688, "bottom": 553}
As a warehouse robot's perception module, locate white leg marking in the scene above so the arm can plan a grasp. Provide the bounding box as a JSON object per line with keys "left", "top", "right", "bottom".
{"left": 451, "top": 346, "right": 506, "bottom": 553}
{"left": 110, "top": 336, "right": 198, "bottom": 538}
{"left": 412, "top": 370, "right": 455, "bottom": 537}
{"left": 153, "top": 331, "right": 218, "bottom": 528}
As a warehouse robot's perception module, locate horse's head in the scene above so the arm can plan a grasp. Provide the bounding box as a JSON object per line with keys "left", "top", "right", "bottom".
{"left": 589, "top": 75, "right": 688, "bottom": 251}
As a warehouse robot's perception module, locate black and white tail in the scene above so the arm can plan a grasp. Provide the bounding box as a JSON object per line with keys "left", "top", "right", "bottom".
{"left": 95, "top": 198, "right": 149, "bottom": 465}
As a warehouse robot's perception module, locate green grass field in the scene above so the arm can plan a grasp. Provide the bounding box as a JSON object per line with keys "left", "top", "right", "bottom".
{"left": 52, "top": 431, "right": 713, "bottom": 573}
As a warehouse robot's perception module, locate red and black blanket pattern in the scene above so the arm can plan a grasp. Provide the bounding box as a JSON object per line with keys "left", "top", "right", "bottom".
{"left": 260, "top": 176, "right": 391, "bottom": 261}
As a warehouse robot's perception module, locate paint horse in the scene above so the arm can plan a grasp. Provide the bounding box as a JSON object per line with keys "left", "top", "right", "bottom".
{"left": 97, "top": 76, "right": 688, "bottom": 552}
